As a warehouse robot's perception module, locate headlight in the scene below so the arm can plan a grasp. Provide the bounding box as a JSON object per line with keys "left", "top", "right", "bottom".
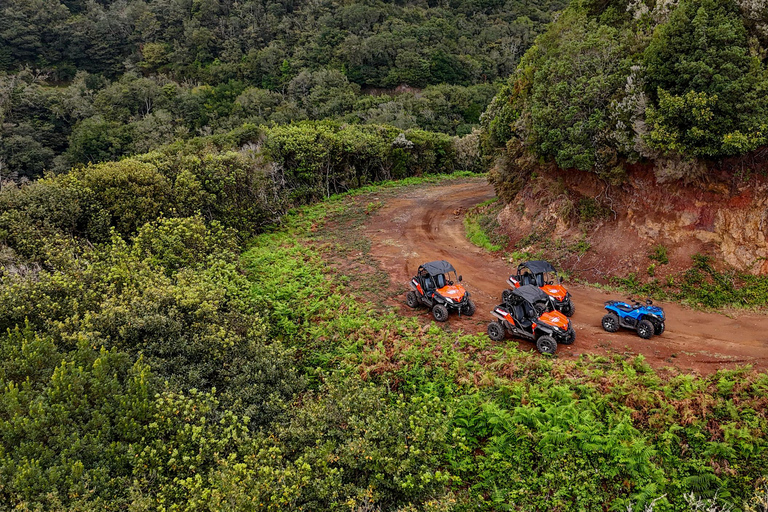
{"left": 445, "top": 297, "right": 454, "bottom": 304}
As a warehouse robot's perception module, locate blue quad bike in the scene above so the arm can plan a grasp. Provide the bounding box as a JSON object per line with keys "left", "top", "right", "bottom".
{"left": 601, "top": 298, "right": 666, "bottom": 339}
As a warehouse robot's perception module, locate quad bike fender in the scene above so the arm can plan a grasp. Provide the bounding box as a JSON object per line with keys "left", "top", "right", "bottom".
{"left": 539, "top": 311, "right": 570, "bottom": 330}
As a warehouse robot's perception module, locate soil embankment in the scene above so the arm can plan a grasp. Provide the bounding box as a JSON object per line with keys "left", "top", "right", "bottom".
{"left": 497, "top": 166, "right": 768, "bottom": 279}
{"left": 363, "top": 178, "right": 768, "bottom": 373}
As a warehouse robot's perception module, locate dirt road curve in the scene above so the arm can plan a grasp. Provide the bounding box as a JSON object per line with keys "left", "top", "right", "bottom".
{"left": 365, "top": 178, "right": 768, "bottom": 373}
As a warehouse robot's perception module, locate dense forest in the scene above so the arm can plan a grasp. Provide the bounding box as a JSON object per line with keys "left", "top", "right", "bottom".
{"left": 0, "top": 0, "right": 566, "bottom": 180}
{"left": 481, "top": 0, "right": 768, "bottom": 192}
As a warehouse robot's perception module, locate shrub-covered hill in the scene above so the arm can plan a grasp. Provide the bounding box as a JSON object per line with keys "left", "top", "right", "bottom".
{"left": 1, "top": 160, "right": 767, "bottom": 509}
{"left": 0, "top": 121, "right": 481, "bottom": 265}
{"left": 481, "top": 0, "right": 768, "bottom": 188}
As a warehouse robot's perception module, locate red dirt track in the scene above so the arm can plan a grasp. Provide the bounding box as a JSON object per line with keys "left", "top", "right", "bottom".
{"left": 364, "top": 178, "right": 768, "bottom": 373}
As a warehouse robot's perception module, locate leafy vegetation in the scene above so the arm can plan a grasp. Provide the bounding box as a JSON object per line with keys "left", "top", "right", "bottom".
{"left": 482, "top": 0, "right": 768, "bottom": 183}
{"left": 0, "top": 121, "right": 482, "bottom": 267}
{"left": 611, "top": 254, "right": 768, "bottom": 309}
{"left": 2, "top": 0, "right": 768, "bottom": 508}
{"left": 463, "top": 198, "right": 508, "bottom": 252}
{"left": 0, "top": 70, "right": 496, "bottom": 180}
{"left": 0, "top": 0, "right": 565, "bottom": 86}
{"left": 650, "top": 245, "right": 670, "bottom": 265}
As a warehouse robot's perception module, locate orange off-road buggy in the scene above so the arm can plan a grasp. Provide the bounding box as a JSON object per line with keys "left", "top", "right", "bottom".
{"left": 503, "top": 260, "right": 575, "bottom": 317}
{"left": 487, "top": 284, "right": 575, "bottom": 354}
{"left": 406, "top": 260, "right": 476, "bottom": 321}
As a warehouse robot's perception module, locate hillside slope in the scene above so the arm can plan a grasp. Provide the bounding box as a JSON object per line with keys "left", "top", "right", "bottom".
{"left": 1, "top": 170, "right": 768, "bottom": 510}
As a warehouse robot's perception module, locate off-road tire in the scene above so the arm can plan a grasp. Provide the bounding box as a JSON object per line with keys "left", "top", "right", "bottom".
{"left": 406, "top": 291, "right": 419, "bottom": 308}
{"left": 637, "top": 319, "right": 654, "bottom": 339}
{"left": 561, "top": 327, "right": 576, "bottom": 345}
{"left": 501, "top": 289, "right": 513, "bottom": 303}
{"left": 536, "top": 335, "right": 557, "bottom": 355}
{"left": 432, "top": 304, "right": 449, "bottom": 322}
{"left": 564, "top": 301, "right": 575, "bottom": 317}
{"left": 654, "top": 321, "right": 665, "bottom": 335}
{"left": 487, "top": 321, "right": 505, "bottom": 341}
{"left": 464, "top": 300, "right": 476, "bottom": 317}
{"left": 601, "top": 313, "right": 619, "bottom": 332}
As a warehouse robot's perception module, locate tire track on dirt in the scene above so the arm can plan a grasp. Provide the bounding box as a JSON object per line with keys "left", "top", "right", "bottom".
{"left": 364, "top": 178, "right": 768, "bottom": 373}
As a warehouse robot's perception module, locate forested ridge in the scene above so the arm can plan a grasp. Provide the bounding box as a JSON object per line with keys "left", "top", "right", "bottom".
{"left": 0, "top": 0, "right": 566, "bottom": 180}
{"left": 482, "top": 0, "right": 768, "bottom": 191}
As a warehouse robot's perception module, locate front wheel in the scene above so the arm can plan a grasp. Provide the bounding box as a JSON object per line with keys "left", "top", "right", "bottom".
{"left": 637, "top": 319, "right": 654, "bottom": 339}
{"left": 654, "top": 321, "right": 665, "bottom": 335}
{"left": 501, "top": 289, "right": 513, "bottom": 303}
{"left": 536, "top": 335, "right": 557, "bottom": 355}
{"left": 564, "top": 301, "right": 575, "bottom": 317}
{"left": 406, "top": 291, "right": 419, "bottom": 308}
{"left": 560, "top": 327, "right": 576, "bottom": 345}
{"left": 432, "top": 304, "right": 449, "bottom": 322}
{"left": 602, "top": 313, "right": 619, "bottom": 332}
{"left": 463, "top": 300, "right": 476, "bottom": 317}
{"left": 487, "top": 321, "right": 505, "bottom": 341}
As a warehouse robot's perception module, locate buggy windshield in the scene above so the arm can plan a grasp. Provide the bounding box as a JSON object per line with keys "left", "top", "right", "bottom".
{"left": 432, "top": 271, "right": 457, "bottom": 288}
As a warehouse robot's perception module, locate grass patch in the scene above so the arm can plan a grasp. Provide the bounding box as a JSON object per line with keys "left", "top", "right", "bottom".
{"left": 605, "top": 254, "right": 768, "bottom": 310}
{"left": 649, "top": 244, "right": 670, "bottom": 265}
{"left": 463, "top": 198, "right": 508, "bottom": 252}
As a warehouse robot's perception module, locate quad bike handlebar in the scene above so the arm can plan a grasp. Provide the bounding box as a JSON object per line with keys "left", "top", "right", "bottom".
{"left": 627, "top": 297, "right": 654, "bottom": 307}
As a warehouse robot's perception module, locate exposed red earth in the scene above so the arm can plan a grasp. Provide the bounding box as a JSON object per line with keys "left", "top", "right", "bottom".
{"left": 363, "top": 178, "right": 768, "bottom": 373}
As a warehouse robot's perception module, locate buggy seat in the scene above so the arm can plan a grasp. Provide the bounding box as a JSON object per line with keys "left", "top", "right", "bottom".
{"left": 513, "top": 303, "right": 533, "bottom": 329}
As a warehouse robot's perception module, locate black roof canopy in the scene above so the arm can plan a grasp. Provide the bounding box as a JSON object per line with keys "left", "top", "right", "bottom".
{"left": 512, "top": 284, "right": 550, "bottom": 304}
{"left": 518, "top": 260, "right": 556, "bottom": 274}
{"left": 419, "top": 260, "right": 456, "bottom": 276}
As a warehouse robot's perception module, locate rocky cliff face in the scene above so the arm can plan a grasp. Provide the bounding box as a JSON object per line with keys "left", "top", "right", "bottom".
{"left": 497, "top": 166, "right": 768, "bottom": 277}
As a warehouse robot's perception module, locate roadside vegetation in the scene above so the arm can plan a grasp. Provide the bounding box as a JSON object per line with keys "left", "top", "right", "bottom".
{"left": 463, "top": 198, "right": 508, "bottom": 252}
{"left": 610, "top": 254, "right": 768, "bottom": 310}
{"left": 482, "top": 0, "right": 768, "bottom": 189}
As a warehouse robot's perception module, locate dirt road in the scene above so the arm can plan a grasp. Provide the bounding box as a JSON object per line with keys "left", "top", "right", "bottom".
{"left": 364, "top": 178, "right": 768, "bottom": 373}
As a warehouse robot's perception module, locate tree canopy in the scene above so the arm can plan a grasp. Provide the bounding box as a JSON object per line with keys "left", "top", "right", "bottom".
{"left": 481, "top": 0, "right": 768, "bottom": 185}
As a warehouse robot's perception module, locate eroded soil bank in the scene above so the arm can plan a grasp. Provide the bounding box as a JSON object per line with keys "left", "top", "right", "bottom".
{"left": 496, "top": 166, "right": 768, "bottom": 280}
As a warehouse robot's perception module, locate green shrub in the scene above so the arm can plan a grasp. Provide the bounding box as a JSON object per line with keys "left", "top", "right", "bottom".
{"left": 578, "top": 197, "right": 609, "bottom": 223}
{"left": 649, "top": 244, "right": 669, "bottom": 265}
